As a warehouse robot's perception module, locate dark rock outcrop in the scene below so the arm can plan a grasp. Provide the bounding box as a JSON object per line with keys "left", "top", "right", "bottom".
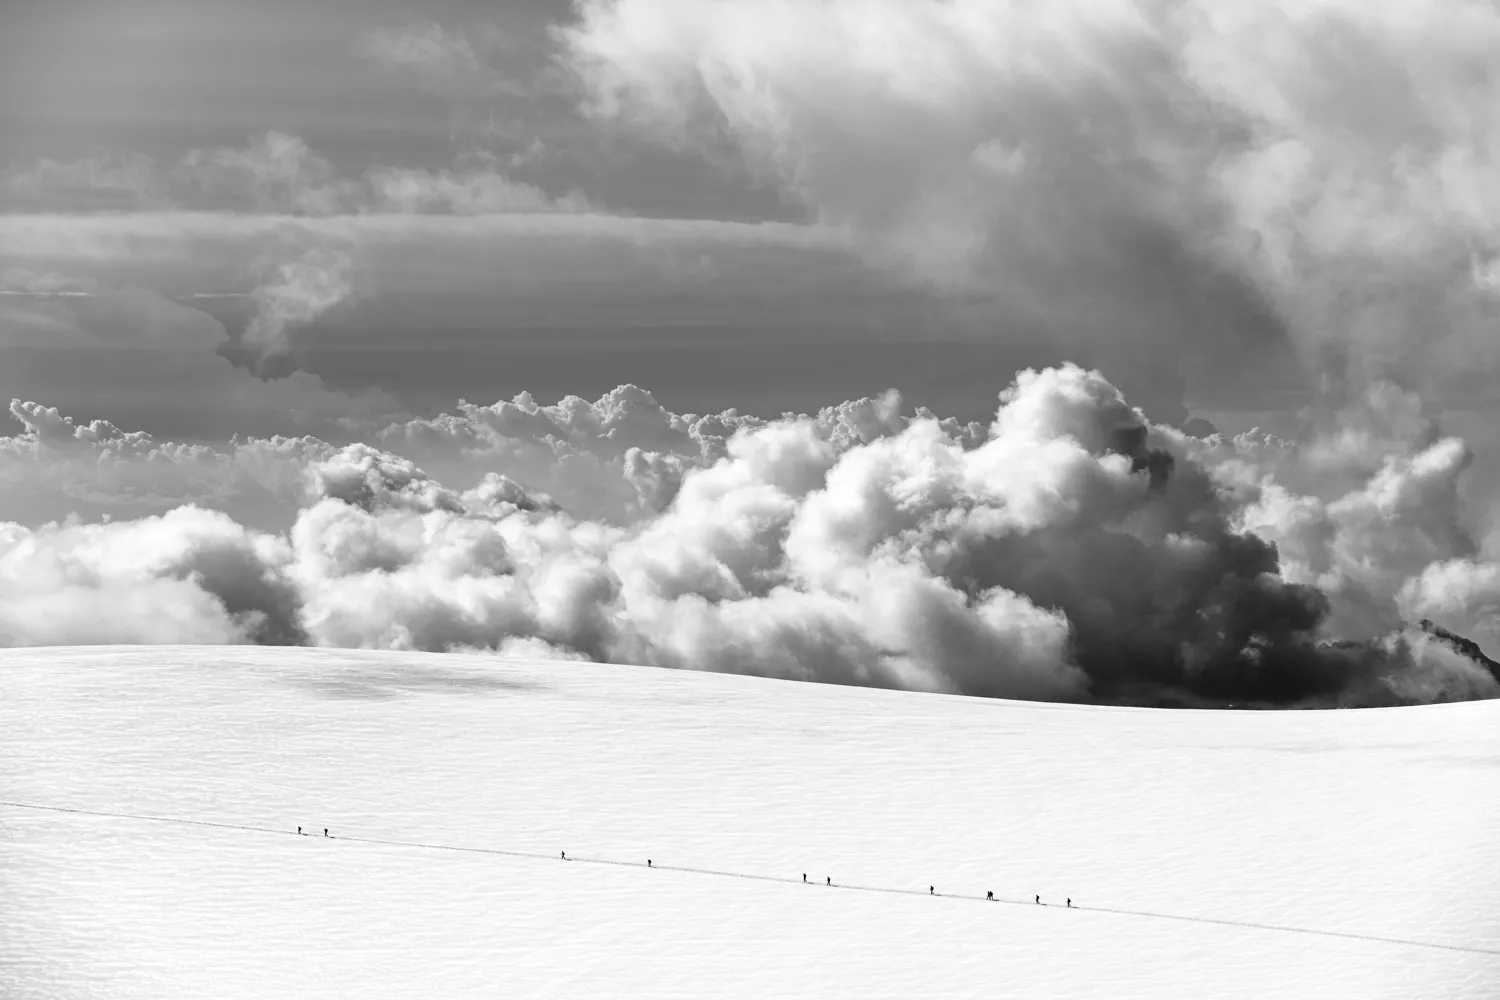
{"left": 1416, "top": 619, "right": 1500, "bottom": 685}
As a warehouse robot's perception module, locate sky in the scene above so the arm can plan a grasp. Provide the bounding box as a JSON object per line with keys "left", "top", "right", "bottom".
{"left": 4, "top": 0, "right": 1500, "bottom": 707}
{"left": 0, "top": 0, "right": 1300, "bottom": 434}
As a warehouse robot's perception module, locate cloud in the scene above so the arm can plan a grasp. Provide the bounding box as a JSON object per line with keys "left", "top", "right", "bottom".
{"left": 357, "top": 18, "right": 591, "bottom": 156}
{"left": 2, "top": 365, "right": 1494, "bottom": 708}
{"left": 558, "top": 0, "right": 1500, "bottom": 409}
{"left": 5, "top": 152, "right": 168, "bottom": 211}
{"left": 0, "top": 276, "right": 399, "bottom": 440}
{"left": 0, "top": 205, "right": 852, "bottom": 381}
{"left": 5, "top": 2, "right": 1498, "bottom": 708}
{"left": 376, "top": 383, "right": 759, "bottom": 522}
{"left": 243, "top": 247, "right": 355, "bottom": 357}
{"left": 176, "top": 131, "right": 359, "bottom": 215}
{"left": 0, "top": 396, "right": 338, "bottom": 529}
{"left": 0, "top": 269, "right": 97, "bottom": 298}
{"left": 0, "top": 380, "right": 757, "bottom": 533}
{"left": 358, "top": 23, "right": 496, "bottom": 98}
{"left": 558, "top": 0, "right": 1288, "bottom": 399}
{"left": 1, "top": 129, "right": 606, "bottom": 362}
{"left": 0, "top": 505, "right": 300, "bottom": 647}
{"left": 1398, "top": 559, "right": 1500, "bottom": 664}
{"left": 5, "top": 131, "right": 591, "bottom": 220}
{"left": 1, "top": 127, "right": 847, "bottom": 375}
{"left": 366, "top": 161, "right": 592, "bottom": 215}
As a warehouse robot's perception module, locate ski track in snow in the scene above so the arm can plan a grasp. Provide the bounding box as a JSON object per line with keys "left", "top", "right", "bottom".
{"left": 2, "top": 645, "right": 1498, "bottom": 999}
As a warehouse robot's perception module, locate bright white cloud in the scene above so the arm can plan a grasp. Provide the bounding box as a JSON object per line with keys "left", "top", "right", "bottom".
{"left": 0, "top": 505, "right": 299, "bottom": 646}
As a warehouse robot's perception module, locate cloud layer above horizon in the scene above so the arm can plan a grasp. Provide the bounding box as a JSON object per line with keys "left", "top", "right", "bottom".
{"left": 2, "top": 365, "right": 1497, "bottom": 709}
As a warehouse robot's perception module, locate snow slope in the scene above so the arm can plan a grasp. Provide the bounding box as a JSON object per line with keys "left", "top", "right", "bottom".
{"left": 2, "top": 646, "right": 1497, "bottom": 999}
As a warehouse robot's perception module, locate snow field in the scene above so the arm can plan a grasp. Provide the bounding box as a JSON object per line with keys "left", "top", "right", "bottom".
{"left": 3, "top": 646, "right": 1498, "bottom": 999}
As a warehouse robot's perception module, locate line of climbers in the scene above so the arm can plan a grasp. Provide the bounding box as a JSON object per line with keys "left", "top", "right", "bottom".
{"left": 560, "top": 848, "right": 1073, "bottom": 906}
{"left": 302, "top": 834, "right": 1075, "bottom": 906}
{"left": 299, "top": 830, "right": 1076, "bottom": 907}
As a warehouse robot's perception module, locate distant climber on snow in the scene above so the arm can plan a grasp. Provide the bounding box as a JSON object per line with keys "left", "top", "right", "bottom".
{"left": 297, "top": 826, "right": 302, "bottom": 835}
{"left": 929, "top": 886, "right": 935, "bottom": 895}
{"left": 647, "top": 859, "right": 652, "bottom": 867}
{"left": 561, "top": 851, "right": 567, "bottom": 860}
{"left": 986, "top": 891, "right": 993, "bottom": 900}
{"left": 802, "top": 874, "right": 807, "bottom": 882}
{"left": 1066, "top": 898, "right": 1072, "bottom": 908}
{"left": 826, "top": 876, "right": 831, "bottom": 886}
{"left": 1035, "top": 895, "right": 1040, "bottom": 904}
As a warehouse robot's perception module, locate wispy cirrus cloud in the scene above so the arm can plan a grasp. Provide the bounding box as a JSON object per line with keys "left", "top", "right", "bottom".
{"left": 3, "top": 131, "right": 591, "bottom": 219}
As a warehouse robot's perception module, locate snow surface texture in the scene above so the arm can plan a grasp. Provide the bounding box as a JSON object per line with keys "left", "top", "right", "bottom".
{"left": 3, "top": 646, "right": 1498, "bottom": 999}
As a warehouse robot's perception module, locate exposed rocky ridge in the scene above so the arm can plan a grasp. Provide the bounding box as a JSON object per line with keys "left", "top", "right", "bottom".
{"left": 1414, "top": 619, "right": 1500, "bottom": 685}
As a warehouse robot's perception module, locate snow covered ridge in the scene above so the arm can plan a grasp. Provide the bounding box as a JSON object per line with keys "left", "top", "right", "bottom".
{"left": 4, "top": 365, "right": 1500, "bottom": 710}
{"left": 3, "top": 647, "right": 1498, "bottom": 998}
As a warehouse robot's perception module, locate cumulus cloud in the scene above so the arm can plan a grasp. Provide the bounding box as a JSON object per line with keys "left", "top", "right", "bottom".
{"left": 2, "top": 365, "right": 1494, "bottom": 709}
{"left": 0, "top": 506, "right": 300, "bottom": 647}
{"left": 0, "top": 397, "right": 337, "bottom": 529}
{"left": 377, "top": 383, "right": 760, "bottom": 522}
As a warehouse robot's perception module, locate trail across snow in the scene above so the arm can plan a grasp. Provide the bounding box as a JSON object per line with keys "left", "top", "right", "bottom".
{"left": 2, "top": 646, "right": 1498, "bottom": 998}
